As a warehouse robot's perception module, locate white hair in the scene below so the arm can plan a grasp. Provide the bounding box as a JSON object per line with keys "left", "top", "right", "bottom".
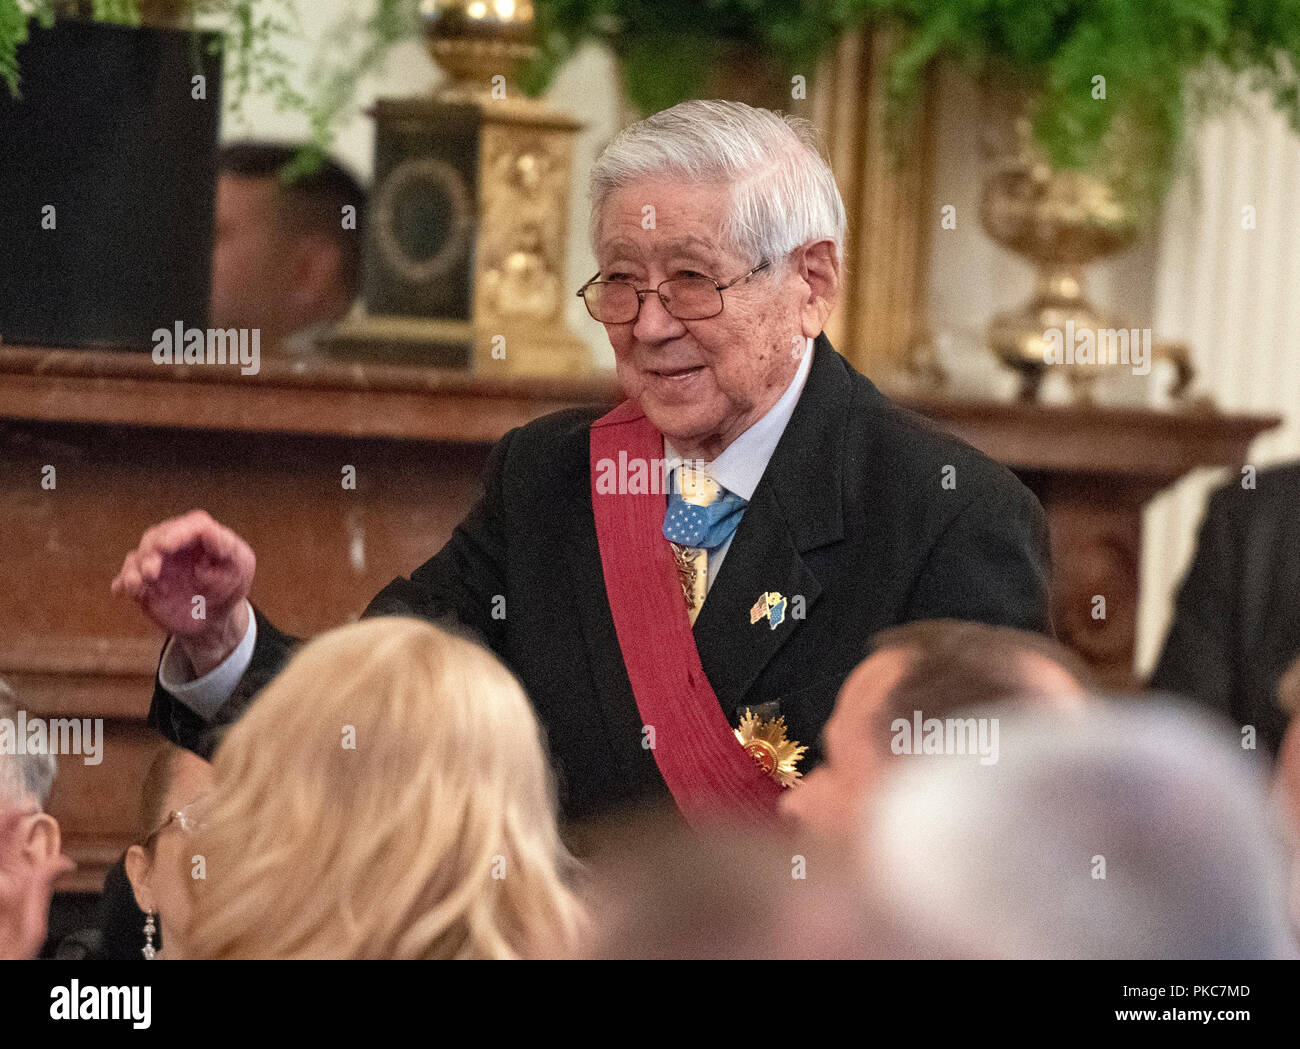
{"left": 866, "top": 698, "right": 1296, "bottom": 959}
{"left": 589, "top": 99, "right": 846, "bottom": 270}
{"left": 0, "top": 680, "right": 57, "bottom": 809}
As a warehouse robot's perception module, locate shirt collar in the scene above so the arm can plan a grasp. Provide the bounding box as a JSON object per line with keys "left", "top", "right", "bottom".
{"left": 663, "top": 337, "right": 814, "bottom": 500}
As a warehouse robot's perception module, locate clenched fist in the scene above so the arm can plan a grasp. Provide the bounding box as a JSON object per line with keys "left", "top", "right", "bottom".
{"left": 111, "top": 510, "right": 256, "bottom": 677}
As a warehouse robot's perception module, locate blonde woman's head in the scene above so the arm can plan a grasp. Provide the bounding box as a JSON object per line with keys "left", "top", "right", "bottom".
{"left": 185, "top": 616, "right": 585, "bottom": 958}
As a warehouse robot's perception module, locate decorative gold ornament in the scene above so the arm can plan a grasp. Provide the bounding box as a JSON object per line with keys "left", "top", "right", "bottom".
{"left": 421, "top": 0, "right": 536, "bottom": 99}
{"left": 328, "top": 0, "right": 589, "bottom": 376}
{"left": 735, "top": 709, "right": 807, "bottom": 788}
{"left": 979, "top": 81, "right": 1193, "bottom": 403}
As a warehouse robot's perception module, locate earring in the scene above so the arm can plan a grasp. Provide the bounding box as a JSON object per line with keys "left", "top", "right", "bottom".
{"left": 142, "top": 911, "right": 157, "bottom": 960}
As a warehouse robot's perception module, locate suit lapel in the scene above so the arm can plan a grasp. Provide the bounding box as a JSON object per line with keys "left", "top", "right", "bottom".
{"left": 692, "top": 336, "right": 852, "bottom": 710}
{"left": 690, "top": 486, "right": 822, "bottom": 707}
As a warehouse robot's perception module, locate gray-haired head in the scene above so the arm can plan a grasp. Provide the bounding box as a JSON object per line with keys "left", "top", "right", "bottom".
{"left": 865, "top": 697, "right": 1296, "bottom": 959}
{"left": 589, "top": 100, "right": 846, "bottom": 272}
{"left": 0, "top": 679, "right": 57, "bottom": 809}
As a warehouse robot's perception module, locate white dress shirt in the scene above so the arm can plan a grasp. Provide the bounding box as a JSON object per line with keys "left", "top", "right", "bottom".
{"left": 161, "top": 338, "right": 817, "bottom": 714}
{"left": 663, "top": 337, "right": 813, "bottom": 590}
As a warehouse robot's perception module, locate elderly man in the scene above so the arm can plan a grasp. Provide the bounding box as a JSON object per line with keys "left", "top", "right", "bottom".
{"left": 0, "top": 682, "right": 73, "bottom": 959}
{"left": 112, "top": 101, "right": 1050, "bottom": 824}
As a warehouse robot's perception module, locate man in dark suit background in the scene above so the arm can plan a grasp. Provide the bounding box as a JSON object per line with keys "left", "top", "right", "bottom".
{"left": 1151, "top": 463, "right": 1300, "bottom": 756}
{"left": 112, "top": 100, "right": 1052, "bottom": 823}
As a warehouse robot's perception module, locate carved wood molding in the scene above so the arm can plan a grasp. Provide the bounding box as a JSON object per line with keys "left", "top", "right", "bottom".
{"left": 0, "top": 634, "right": 158, "bottom": 718}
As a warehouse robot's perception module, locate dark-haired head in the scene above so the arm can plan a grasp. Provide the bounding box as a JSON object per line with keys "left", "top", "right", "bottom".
{"left": 210, "top": 141, "right": 367, "bottom": 344}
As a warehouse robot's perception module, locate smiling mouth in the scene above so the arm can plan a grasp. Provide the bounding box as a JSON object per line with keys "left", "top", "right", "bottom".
{"left": 651, "top": 365, "right": 704, "bottom": 379}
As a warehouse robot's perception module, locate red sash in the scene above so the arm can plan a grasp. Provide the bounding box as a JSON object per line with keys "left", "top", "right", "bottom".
{"left": 590, "top": 400, "right": 782, "bottom": 826}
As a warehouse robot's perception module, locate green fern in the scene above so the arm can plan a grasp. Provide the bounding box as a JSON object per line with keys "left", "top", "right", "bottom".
{"left": 854, "top": 0, "right": 1300, "bottom": 210}
{"left": 90, "top": 0, "right": 141, "bottom": 23}
{"left": 1, "top": 0, "right": 57, "bottom": 98}
{"left": 288, "top": 0, "right": 415, "bottom": 176}
{"left": 525, "top": 0, "right": 1300, "bottom": 216}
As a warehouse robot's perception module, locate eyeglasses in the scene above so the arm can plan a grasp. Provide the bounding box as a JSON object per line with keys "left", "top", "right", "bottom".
{"left": 576, "top": 260, "right": 770, "bottom": 324}
{"left": 142, "top": 802, "right": 206, "bottom": 848}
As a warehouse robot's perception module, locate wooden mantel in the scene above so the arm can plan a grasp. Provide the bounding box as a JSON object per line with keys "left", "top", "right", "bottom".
{"left": 0, "top": 345, "right": 1279, "bottom": 891}
{"left": 889, "top": 392, "right": 1279, "bottom": 691}
{"left": 0, "top": 345, "right": 623, "bottom": 443}
{"left": 899, "top": 394, "right": 1275, "bottom": 484}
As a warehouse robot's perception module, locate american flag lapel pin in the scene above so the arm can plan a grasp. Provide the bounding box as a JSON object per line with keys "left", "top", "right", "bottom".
{"left": 750, "top": 591, "right": 787, "bottom": 630}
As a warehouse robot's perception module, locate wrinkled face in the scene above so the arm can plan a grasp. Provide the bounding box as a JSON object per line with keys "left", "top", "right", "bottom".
{"left": 210, "top": 175, "right": 294, "bottom": 333}
{"left": 780, "top": 649, "right": 914, "bottom": 849}
{"left": 126, "top": 751, "right": 214, "bottom": 960}
{"left": 594, "top": 179, "right": 810, "bottom": 458}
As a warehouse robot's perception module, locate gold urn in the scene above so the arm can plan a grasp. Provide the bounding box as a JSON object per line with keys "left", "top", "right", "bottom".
{"left": 978, "top": 82, "right": 1189, "bottom": 402}
{"left": 420, "top": 0, "right": 536, "bottom": 98}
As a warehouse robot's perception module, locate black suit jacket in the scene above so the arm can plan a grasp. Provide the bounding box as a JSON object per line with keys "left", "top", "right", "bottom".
{"left": 1150, "top": 463, "right": 1300, "bottom": 755}
{"left": 149, "top": 337, "right": 1052, "bottom": 820}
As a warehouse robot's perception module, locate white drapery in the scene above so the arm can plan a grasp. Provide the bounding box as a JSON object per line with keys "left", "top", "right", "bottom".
{"left": 1138, "top": 92, "right": 1300, "bottom": 675}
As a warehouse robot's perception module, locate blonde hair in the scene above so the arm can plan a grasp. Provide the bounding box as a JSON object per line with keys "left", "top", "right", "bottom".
{"left": 185, "top": 617, "right": 586, "bottom": 959}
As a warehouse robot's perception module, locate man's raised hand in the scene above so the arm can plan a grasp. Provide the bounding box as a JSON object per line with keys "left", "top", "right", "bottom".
{"left": 111, "top": 510, "right": 256, "bottom": 677}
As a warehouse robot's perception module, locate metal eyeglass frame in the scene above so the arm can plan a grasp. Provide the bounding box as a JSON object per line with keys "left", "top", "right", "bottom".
{"left": 142, "top": 802, "right": 204, "bottom": 848}
{"left": 576, "top": 260, "right": 771, "bottom": 323}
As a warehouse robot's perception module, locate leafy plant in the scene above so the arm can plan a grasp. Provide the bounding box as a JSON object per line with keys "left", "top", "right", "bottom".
{"left": 0, "top": 0, "right": 420, "bottom": 175}
{"left": 524, "top": 0, "right": 1300, "bottom": 205}
{"left": 524, "top": 0, "right": 858, "bottom": 114}
{"left": 1, "top": 2, "right": 56, "bottom": 96}
{"left": 9, "top": 0, "right": 1295, "bottom": 203}
{"left": 855, "top": 0, "right": 1300, "bottom": 202}
{"left": 285, "top": 0, "right": 416, "bottom": 178}
{"left": 191, "top": 0, "right": 307, "bottom": 125}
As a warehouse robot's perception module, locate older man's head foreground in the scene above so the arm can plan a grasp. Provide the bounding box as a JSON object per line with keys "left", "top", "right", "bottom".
{"left": 865, "top": 700, "right": 1295, "bottom": 959}
{"left": 0, "top": 680, "right": 73, "bottom": 959}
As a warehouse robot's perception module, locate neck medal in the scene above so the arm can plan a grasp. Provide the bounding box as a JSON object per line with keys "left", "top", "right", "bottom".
{"left": 734, "top": 709, "right": 807, "bottom": 788}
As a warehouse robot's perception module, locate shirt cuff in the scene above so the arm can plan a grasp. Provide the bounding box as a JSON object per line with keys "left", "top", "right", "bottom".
{"left": 157, "top": 600, "right": 258, "bottom": 721}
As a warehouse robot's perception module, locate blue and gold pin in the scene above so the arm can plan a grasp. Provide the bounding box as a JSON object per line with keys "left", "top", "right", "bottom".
{"left": 749, "top": 591, "right": 787, "bottom": 630}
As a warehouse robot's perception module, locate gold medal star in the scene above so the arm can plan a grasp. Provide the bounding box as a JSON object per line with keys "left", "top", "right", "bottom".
{"left": 735, "top": 709, "right": 808, "bottom": 788}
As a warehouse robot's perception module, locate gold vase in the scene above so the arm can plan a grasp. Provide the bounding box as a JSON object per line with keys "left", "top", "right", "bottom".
{"left": 420, "top": 0, "right": 536, "bottom": 100}
{"left": 978, "top": 80, "right": 1190, "bottom": 402}
{"left": 979, "top": 81, "right": 1137, "bottom": 401}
